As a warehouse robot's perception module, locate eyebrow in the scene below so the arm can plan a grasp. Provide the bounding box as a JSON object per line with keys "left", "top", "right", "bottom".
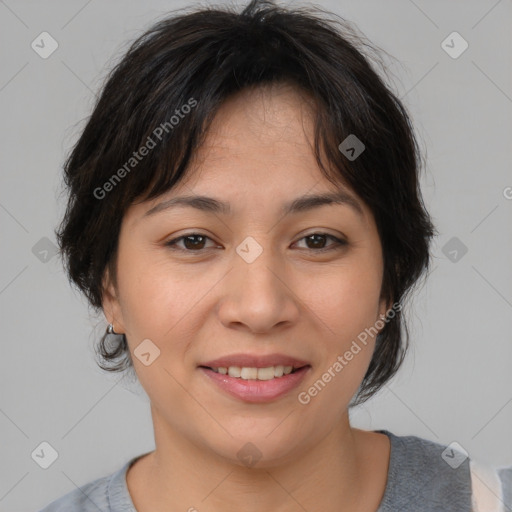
{"left": 142, "top": 190, "right": 364, "bottom": 219}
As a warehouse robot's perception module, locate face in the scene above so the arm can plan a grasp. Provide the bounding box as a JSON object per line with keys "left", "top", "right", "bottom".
{"left": 102, "top": 83, "right": 390, "bottom": 467}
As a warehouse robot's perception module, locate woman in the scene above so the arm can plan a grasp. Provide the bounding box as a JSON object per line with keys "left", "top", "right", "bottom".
{"left": 39, "top": 0, "right": 510, "bottom": 510}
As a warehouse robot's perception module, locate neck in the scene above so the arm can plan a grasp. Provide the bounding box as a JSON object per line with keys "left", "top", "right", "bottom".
{"left": 127, "top": 406, "right": 390, "bottom": 512}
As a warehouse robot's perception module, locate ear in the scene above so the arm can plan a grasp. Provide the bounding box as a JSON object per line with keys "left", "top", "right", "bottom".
{"left": 377, "top": 295, "right": 393, "bottom": 326}
{"left": 101, "top": 266, "right": 125, "bottom": 333}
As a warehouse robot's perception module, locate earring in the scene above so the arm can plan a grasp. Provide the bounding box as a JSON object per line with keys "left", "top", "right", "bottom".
{"left": 107, "top": 323, "right": 118, "bottom": 335}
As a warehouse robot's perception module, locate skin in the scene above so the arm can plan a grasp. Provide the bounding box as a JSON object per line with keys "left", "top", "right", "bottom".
{"left": 102, "top": 82, "right": 392, "bottom": 512}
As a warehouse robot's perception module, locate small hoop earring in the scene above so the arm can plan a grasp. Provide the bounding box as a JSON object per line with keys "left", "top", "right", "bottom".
{"left": 107, "top": 323, "right": 118, "bottom": 335}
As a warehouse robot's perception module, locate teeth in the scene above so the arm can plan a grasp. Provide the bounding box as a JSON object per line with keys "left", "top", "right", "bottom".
{"left": 241, "top": 367, "right": 258, "bottom": 379}
{"left": 254, "top": 367, "right": 274, "bottom": 380}
{"left": 227, "top": 366, "right": 241, "bottom": 378}
{"left": 213, "top": 365, "right": 299, "bottom": 380}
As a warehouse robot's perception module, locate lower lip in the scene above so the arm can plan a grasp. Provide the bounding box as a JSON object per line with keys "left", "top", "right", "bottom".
{"left": 199, "top": 366, "right": 311, "bottom": 403}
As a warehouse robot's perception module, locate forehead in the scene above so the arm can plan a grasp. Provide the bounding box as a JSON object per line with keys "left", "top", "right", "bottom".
{"left": 176, "top": 83, "right": 339, "bottom": 197}
{"left": 193, "top": 82, "right": 317, "bottom": 162}
{"left": 126, "top": 83, "right": 371, "bottom": 225}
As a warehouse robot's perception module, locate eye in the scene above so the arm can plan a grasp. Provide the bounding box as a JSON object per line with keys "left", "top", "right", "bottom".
{"left": 165, "top": 233, "right": 218, "bottom": 252}
{"left": 293, "top": 232, "right": 347, "bottom": 252}
{"left": 164, "top": 232, "right": 347, "bottom": 253}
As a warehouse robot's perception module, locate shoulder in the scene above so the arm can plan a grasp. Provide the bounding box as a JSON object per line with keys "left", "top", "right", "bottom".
{"left": 37, "top": 456, "right": 137, "bottom": 512}
{"left": 38, "top": 475, "right": 111, "bottom": 512}
{"left": 378, "top": 429, "right": 512, "bottom": 512}
{"left": 377, "top": 429, "right": 472, "bottom": 511}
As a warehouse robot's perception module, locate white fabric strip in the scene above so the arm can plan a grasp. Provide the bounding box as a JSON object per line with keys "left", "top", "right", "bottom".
{"left": 470, "top": 459, "right": 505, "bottom": 512}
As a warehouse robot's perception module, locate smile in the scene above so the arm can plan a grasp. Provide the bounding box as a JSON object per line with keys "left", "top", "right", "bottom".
{"left": 199, "top": 365, "right": 311, "bottom": 403}
{"left": 206, "top": 365, "right": 302, "bottom": 380}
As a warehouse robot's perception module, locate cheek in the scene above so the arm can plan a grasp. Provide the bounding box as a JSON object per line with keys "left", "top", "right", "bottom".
{"left": 115, "top": 244, "right": 194, "bottom": 348}
{"left": 298, "top": 252, "right": 383, "bottom": 404}
{"left": 115, "top": 251, "right": 198, "bottom": 404}
{"left": 303, "top": 256, "right": 383, "bottom": 339}
{"left": 293, "top": 269, "right": 381, "bottom": 424}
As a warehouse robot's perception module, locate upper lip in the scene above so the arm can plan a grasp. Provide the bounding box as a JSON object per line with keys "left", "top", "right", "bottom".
{"left": 200, "top": 353, "right": 311, "bottom": 369}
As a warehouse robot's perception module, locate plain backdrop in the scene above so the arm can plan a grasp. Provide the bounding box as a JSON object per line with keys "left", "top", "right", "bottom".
{"left": 0, "top": 1, "right": 511, "bottom": 511}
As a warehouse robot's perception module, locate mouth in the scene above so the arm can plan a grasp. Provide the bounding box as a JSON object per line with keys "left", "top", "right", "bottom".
{"left": 198, "top": 364, "right": 308, "bottom": 380}
{"left": 198, "top": 363, "right": 311, "bottom": 403}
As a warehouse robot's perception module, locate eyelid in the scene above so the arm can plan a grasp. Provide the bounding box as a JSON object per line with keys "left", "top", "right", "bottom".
{"left": 164, "top": 231, "right": 220, "bottom": 250}
{"left": 164, "top": 230, "right": 347, "bottom": 253}
{"left": 294, "top": 232, "right": 347, "bottom": 247}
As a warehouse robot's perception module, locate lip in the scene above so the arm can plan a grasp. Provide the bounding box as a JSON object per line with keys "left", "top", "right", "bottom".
{"left": 200, "top": 353, "right": 311, "bottom": 369}
{"left": 199, "top": 365, "right": 311, "bottom": 403}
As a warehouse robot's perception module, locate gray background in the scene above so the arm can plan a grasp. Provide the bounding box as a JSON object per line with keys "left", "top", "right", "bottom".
{"left": 0, "top": 0, "right": 511, "bottom": 510}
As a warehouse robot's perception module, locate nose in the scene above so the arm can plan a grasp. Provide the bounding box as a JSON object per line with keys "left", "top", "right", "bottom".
{"left": 216, "top": 242, "right": 301, "bottom": 334}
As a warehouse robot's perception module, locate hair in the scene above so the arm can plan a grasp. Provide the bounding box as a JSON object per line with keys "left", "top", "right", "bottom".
{"left": 55, "top": 0, "right": 436, "bottom": 406}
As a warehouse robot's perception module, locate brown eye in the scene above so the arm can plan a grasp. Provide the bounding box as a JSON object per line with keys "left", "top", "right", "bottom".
{"left": 295, "top": 233, "right": 347, "bottom": 252}
{"left": 165, "top": 233, "right": 215, "bottom": 252}
{"left": 164, "top": 232, "right": 347, "bottom": 254}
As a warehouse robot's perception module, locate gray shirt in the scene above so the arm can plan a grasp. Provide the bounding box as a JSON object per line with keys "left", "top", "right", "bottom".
{"left": 38, "top": 429, "right": 512, "bottom": 511}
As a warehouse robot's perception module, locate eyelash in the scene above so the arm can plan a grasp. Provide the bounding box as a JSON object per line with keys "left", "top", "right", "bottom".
{"left": 164, "top": 232, "right": 347, "bottom": 254}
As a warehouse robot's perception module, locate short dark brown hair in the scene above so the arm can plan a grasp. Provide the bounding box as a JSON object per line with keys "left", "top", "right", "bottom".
{"left": 55, "top": 0, "right": 436, "bottom": 406}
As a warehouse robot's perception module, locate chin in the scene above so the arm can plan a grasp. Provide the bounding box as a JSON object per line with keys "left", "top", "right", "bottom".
{"left": 204, "top": 426, "right": 310, "bottom": 469}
